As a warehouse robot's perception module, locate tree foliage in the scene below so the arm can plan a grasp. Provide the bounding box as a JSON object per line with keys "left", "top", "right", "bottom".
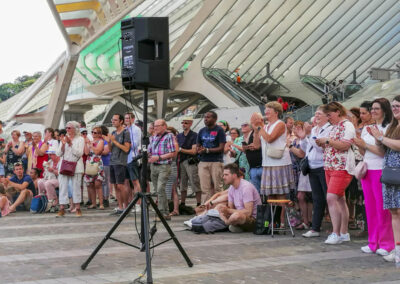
{"left": 0, "top": 72, "right": 43, "bottom": 102}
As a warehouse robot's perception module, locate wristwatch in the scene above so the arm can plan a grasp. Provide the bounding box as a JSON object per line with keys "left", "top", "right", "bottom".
{"left": 206, "top": 148, "right": 209, "bottom": 154}
{"left": 179, "top": 147, "right": 182, "bottom": 152}
{"left": 325, "top": 139, "right": 330, "bottom": 145}
{"left": 378, "top": 136, "right": 384, "bottom": 142}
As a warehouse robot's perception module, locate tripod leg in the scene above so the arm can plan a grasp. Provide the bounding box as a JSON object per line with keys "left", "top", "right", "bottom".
{"left": 141, "top": 193, "right": 153, "bottom": 283}
{"left": 147, "top": 195, "right": 193, "bottom": 267}
{"left": 81, "top": 193, "right": 140, "bottom": 270}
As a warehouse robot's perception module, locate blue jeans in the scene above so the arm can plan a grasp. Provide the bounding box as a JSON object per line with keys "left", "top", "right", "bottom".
{"left": 249, "top": 167, "right": 263, "bottom": 193}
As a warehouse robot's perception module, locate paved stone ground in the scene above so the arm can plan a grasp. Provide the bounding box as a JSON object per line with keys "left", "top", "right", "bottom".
{"left": 1, "top": 198, "right": 400, "bottom": 284}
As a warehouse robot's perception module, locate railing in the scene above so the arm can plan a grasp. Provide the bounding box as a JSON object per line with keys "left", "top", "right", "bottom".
{"left": 284, "top": 104, "right": 319, "bottom": 122}
{"left": 203, "top": 68, "right": 261, "bottom": 106}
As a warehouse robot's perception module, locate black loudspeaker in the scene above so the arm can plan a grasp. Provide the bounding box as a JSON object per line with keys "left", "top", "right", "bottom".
{"left": 121, "top": 17, "right": 170, "bottom": 90}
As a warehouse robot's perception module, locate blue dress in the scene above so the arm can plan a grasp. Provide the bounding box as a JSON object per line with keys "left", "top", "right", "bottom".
{"left": 382, "top": 149, "right": 400, "bottom": 209}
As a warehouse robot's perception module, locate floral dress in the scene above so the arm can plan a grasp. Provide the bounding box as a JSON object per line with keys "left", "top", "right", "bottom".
{"left": 84, "top": 140, "right": 104, "bottom": 184}
{"left": 233, "top": 136, "right": 250, "bottom": 180}
{"left": 382, "top": 149, "right": 400, "bottom": 209}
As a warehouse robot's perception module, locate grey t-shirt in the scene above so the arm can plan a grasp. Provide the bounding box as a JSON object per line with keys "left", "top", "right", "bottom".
{"left": 110, "top": 129, "right": 131, "bottom": 166}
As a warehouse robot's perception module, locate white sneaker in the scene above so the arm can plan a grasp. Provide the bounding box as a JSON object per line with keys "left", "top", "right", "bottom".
{"left": 229, "top": 225, "right": 244, "bottom": 233}
{"left": 131, "top": 205, "right": 141, "bottom": 213}
{"left": 376, "top": 248, "right": 390, "bottom": 256}
{"left": 183, "top": 220, "right": 192, "bottom": 228}
{"left": 325, "top": 233, "right": 342, "bottom": 245}
{"left": 339, "top": 233, "right": 351, "bottom": 242}
{"left": 302, "top": 230, "right": 320, "bottom": 238}
{"left": 383, "top": 250, "right": 395, "bottom": 262}
{"left": 361, "top": 245, "right": 374, "bottom": 254}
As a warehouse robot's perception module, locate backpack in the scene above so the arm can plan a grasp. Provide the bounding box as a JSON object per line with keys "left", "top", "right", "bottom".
{"left": 30, "top": 195, "right": 48, "bottom": 213}
{"left": 253, "top": 204, "right": 272, "bottom": 235}
{"left": 191, "top": 215, "right": 228, "bottom": 234}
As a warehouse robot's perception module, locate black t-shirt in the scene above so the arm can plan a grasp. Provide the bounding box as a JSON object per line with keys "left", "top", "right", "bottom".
{"left": 177, "top": 130, "right": 197, "bottom": 162}
{"left": 245, "top": 131, "right": 262, "bottom": 168}
{"left": 197, "top": 125, "right": 226, "bottom": 162}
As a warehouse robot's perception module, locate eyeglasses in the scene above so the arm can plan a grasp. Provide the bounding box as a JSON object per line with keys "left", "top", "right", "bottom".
{"left": 66, "top": 127, "right": 72, "bottom": 130}
{"left": 181, "top": 121, "right": 190, "bottom": 124}
{"left": 241, "top": 124, "right": 249, "bottom": 127}
{"left": 92, "top": 131, "right": 98, "bottom": 134}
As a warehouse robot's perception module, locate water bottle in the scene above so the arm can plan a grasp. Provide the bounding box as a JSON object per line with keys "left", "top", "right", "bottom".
{"left": 396, "top": 243, "right": 400, "bottom": 268}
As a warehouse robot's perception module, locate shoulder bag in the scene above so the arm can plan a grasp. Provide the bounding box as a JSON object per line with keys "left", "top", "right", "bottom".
{"left": 354, "top": 161, "right": 368, "bottom": 180}
{"left": 381, "top": 166, "right": 400, "bottom": 186}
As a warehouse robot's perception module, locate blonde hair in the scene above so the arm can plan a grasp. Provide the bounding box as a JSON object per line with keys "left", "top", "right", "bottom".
{"left": 265, "top": 101, "right": 283, "bottom": 116}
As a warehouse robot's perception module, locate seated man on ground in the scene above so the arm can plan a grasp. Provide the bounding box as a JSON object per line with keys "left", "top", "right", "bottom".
{"left": 1, "top": 162, "right": 36, "bottom": 212}
{"left": 217, "top": 163, "right": 261, "bottom": 233}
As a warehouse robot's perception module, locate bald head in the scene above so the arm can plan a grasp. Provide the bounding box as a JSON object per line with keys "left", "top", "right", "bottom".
{"left": 154, "top": 119, "right": 167, "bottom": 135}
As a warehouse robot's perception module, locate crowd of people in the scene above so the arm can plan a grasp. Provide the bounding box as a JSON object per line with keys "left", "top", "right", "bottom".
{"left": 0, "top": 97, "right": 400, "bottom": 267}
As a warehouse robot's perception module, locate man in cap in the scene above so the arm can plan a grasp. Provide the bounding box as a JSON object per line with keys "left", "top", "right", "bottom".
{"left": 177, "top": 117, "right": 201, "bottom": 208}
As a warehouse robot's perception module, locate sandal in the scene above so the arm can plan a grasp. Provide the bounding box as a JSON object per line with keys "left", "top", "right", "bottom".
{"left": 168, "top": 211, "right": 179, "bottom": 217}
{"left": 98, "top": 205, "right": 105, "bottom": 210}
{"left": 87, "top": 205, "right": 97, "bottom": 209}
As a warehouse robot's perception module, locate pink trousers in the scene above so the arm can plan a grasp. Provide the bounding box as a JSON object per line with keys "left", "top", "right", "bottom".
{"left": 361, "top": 170, "right": 394, "bottom": 252}
{"left": 38, "top": 179, "right": 59, "bottom": 202}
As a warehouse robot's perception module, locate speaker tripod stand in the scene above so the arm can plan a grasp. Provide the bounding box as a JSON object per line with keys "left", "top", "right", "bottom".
{"left": 81, "top": 88, "right": 193, "bottom": 284}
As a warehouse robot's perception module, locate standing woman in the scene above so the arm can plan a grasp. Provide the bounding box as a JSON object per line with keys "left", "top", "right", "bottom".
{"left": 231, "top": 126, "right": 251, "bottom": 180}
{"left": 84, "top": 126, "right": 105, "bottom": 210}
{"left": 32, "top": 132, "right": 49, "bottom": 178}
{"left": 354, "top": 98, "right": 394, "bottom": 256}
{"left": 298, "top": 106, "right": 332, "bottom": 238}
{"left": 56, "top": 121, "right": 85, "bottom": 217}
{"left": 252, "top": 101, "right": 295, "bottom": 226}
{"left": 316, "top": 102, "right": 356, "bottom": 245}
{"left": 370, "top": 95, "right": 400, "bottom": 265}
{"left": 4, "top": 130, "right": 25, "bottom": 176}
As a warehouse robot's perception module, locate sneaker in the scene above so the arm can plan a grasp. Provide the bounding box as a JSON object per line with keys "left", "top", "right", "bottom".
{"left": 383, "top": 250, "right": 395, "bottom": 262}
{"left": 325, "top": 233, "right": 342, "bottom": 245}
{"left": 183, "top": 220, "right": 193, "bottom": 229}
{"left": 339, "top": 233, "right": 351, "bottom": 242}
{"left": 76, "top": 209, "right": 82, "bottom": 217}
{"left": 131, "top": 204, "right": 141, "bottom": 213}
{"left": 229, "top": 225, "right": 244, "bottom": 233}
{"left": 361, "top": 245, "right": 374, "bottom": 254}
{"left": 56, "top": 209, "right": 65, "bottom": 218}
{"left": 109, "top": 209, "right": 123, "bottom": 216}
{"left": 302, "top": 230, "right": 320, "bottom": 238}
{"left": 376, "top": 248, "right": 390, "bottom": 256}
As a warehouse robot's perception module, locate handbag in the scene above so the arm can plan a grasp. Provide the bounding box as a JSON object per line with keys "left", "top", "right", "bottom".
{"left": 59, "top": 159, "right": 77, "bottom": 176}
{"left": 381, "top": 166, "right": 400, "bottom": 185}
{"left": 300, "top": 157, "right": 310, "bottom": 176}
{"left": 354, "top": 161, "right": 368, "bottom": 180}
{"left": 85, "top": 161, "right": 99, "bottom": 176}
{"left": 266, "top": 145, "right": 286, "bottom": 159}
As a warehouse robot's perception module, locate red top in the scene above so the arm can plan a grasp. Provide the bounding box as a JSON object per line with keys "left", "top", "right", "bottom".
{"left": 33, "top": 141, "right": 48, "bottom": 178}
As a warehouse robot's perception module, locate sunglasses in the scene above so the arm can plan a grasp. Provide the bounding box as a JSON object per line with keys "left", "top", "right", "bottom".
{"left": 92, "top": 131, "right": 98, "bottom": 134}
{"left": 181, "top": 121, "right": 190, "bottom": 124}
{"left": 13, "top": 162, "right": 22, "bottom": 167}
{"left": 66, "top": 127, "right": 72, "bottom": 130}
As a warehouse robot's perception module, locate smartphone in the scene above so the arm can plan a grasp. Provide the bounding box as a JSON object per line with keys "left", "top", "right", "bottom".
{"left": 242, "top": 141, "right": 247, "bottom": 146}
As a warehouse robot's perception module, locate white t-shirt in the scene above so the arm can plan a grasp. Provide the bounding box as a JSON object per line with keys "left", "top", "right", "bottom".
{"left": 361, "top": 124, "right": 388, "bottom": 170}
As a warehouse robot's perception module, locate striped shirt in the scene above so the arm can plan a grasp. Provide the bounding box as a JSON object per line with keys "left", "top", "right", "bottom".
{"left": 149, "top": 132, "right": 176, "bottom": 165}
